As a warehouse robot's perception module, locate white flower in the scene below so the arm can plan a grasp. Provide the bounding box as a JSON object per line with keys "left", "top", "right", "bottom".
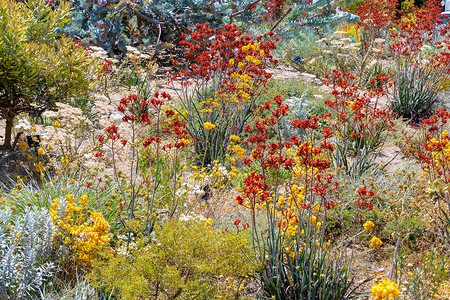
{"left": 179, "top": 214, "right": 190, "bottom": 221}
{"left": 91, "top": 52, "right": 108, "bottom": 59}
{"left": 90, "top": 46, "right": 106, "bottom": 53}
{"left": 175, "top": 189, "right": 186, "bottom": 197}
{"left": 42, "top": 110, "right": 59, "bottom": 119}
{"left": 139, "top": 54, "right": 151, "bottom": 59}
{"left": 336, "top": 53, "right": 350, "bottom": 58}
{"left": 331, "top": 40, "right": 344, "bottom": 46}
{"left": 125, "top": 46, "right": 138, "bottom": 52}
{"left": 15, "top": 118, "right": 32, "bottom": 130}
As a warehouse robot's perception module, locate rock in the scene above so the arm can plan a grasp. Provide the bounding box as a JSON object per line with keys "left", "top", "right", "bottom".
{"left": 301, "top": 73, "right": 317, "bottom": 80}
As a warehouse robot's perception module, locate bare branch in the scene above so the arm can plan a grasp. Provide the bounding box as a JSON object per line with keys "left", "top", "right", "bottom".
{"left": 269, "top": 6, "right": 293, "bottom": 33}
{"left": 126, "top": 6, "right": 190, "bottom": 45}
{"left": 229, "top": 0, "right": 263, "bottom": 23}
{"left": 127, "top": 5, "right": 191, "bottom": 26}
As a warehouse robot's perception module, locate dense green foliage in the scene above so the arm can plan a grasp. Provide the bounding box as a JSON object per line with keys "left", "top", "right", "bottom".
{"left": 89, "top": 220, "right": 258, "bottom": 299}
{"left": 0, "top": 0, "right": 95, "bottom": 149}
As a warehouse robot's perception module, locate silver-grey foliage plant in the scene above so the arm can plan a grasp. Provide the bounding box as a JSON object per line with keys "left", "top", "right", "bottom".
{"left": 0, "top": 207, "right": 56, "bottom": 300}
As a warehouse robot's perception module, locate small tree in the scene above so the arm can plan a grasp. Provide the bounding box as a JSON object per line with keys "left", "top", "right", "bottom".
{"left": 0, "top": 0, "right": 95, "bottom": 150}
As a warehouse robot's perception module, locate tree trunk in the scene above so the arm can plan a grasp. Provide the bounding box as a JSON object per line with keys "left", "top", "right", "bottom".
{"left": 1, "top": 115, "right": 14, "bottom": 150}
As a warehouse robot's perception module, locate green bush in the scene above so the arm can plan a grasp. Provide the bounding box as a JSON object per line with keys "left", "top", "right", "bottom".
{"left": 0, "top": 0, "right": 96, "bottom": 149}
{"left": 89, "top": 219, "right": 259, "bottom": 299}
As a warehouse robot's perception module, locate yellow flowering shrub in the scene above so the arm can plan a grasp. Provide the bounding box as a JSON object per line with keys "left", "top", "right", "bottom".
{"left": 364, "top": 220, "right": 375, "bottom": 232}
{"left": 369, "top": 236, "right": 383, "bottom": 249}
{"left": 230, "top": 144, "right": 246, "bottom": 161}
{"left": 229, "top": 72, "right": 255, "bottom": 103}
{"left": 203, "top": 122, "right": 216, "bottom": 131}
{"left": 37, "top": 147, "right": 46, "bottom": 155}
{"left": 371, "top": 278, "right": 400, "bottom": 300}
{"left": 426, "top": 130, "right": 450, "bottom": 175}
{"left": 18, "top": 140, "right": 29, "bottom": 155}
{"left": 50, "top": 194, "right": 110, "bottom": 265}
{"left": 35, "top": 161, "right": 44, "bottom": 173}
{"left": 229, "top": 135, "right": 241, "bottom": 143}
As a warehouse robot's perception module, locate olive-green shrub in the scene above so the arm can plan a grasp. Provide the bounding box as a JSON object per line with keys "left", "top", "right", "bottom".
{"left": 0, "top": 0, "right": 96, "bottom": 149}
{"left": 89, "top": 219, "right": 259, "bottom": 300}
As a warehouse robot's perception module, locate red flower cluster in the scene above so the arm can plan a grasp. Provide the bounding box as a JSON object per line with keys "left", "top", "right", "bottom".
{"left": 100, "top": 59, "right": 113, "bottom": 74}
{"left": 291, "top": 116, "right": 319, "bottom": 130}
{"left": 356, "top": 0, "right": 397, "bottom": 38}
{"left": 172, "top": 23, "right": 277, "bottom": 99}
{"left": 389, "top": 0, "right": 447, "bottom": 57}
{"left": 168, "top": 23, "right": 281, "bottom": 164}
{"left": 357, "top": 0, "right": 450, "bottom": 69}
{"left": 96, "top": 92, "right": 190, "bottom": 159}
{"left": 236, "top": 172, "right": 270, "bottom": 208}
{"left": 422, "top": 108, "right": 450, "bottom": 132}
{"left": 236, "top": 94, "right": 340, "bottom": 227}
{"left": 243, "top": 96, "right": 293, "bottom": 171}
{"left": 418, "top": 108, "right": 450, "bottom": 183}
{"left": 312, "top": 173, "right": 339, "bottom": 197}
{"left": 162, "top": 119, "right": 190, "bottom": 150}
{"left": 263, "top": 0, "right": 287, "bottom": 22}
{"left": 101, "top": 125, "right": 120, "bottom": 142}
{"left": 324, "top": 70, "right": 396, "bottom": 158}
{"left": 142, "top": 136, "right": 162, "bottom": 147}
{"left": 225, "top": 219, "right": 250, "bottom": 235}
{"left": 354, "top": 186, "right": 375, "bottom": 210}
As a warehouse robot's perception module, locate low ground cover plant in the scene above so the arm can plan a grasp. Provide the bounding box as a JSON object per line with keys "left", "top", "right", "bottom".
{"left": 89, "top": 219, "right": 258, "bottom": 299}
